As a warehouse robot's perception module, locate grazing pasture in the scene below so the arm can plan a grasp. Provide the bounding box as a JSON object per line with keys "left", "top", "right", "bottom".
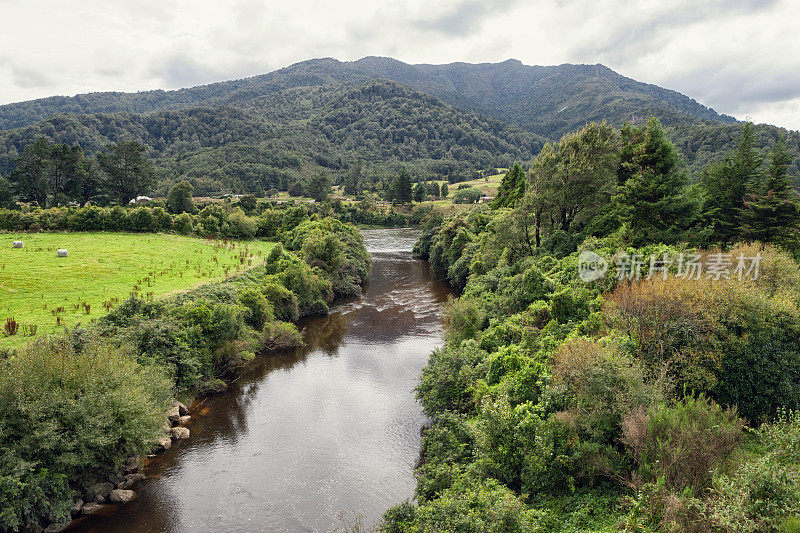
{"left": 0, "top": 232, "right": 274, "bottom": 348}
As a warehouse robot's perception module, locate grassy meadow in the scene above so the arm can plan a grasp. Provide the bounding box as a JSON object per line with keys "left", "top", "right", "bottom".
{"left": 0, "top": 232, "right": 274, "bottom": 348}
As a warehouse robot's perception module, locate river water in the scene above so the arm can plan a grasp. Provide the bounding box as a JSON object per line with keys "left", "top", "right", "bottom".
{"left": 68, "top": 228, "right": 449, "bottom": 533}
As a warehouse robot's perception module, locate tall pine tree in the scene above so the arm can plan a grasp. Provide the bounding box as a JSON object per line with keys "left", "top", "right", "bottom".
{"left": 740, "top": 139, "right": 800, "bottom": 251}
{"left": 618, "top": 118, "right": 702, "bottom": 245}
{"left": 701, "top": 123, "right": 764, "bottom": 243}
{"left": 491, "top": 163, "right": 526, "bottom": 208}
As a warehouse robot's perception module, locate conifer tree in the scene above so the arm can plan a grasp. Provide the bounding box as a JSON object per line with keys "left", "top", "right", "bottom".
{"left": 741, "top": 139, "right": 800, "bottom": 250}
{"left": 618, "top": 118, "right": 702, "bottom": 245}
{"left": 492, "top": 163, "right": 526, "bottom": 208}
{"left": 701, "top": 123, "right": 764, "bottom": 243}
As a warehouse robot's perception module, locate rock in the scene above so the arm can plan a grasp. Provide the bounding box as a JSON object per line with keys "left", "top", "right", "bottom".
{"left": 108, "top": 474, "right": 126, "bottom": 487}
{"left": 81, "top": 502, "right": 104, "bottom": 516}
{"left": 167, "top": 405, "right": 181, "bottom": 423}
{"left": 94, "top": 494, "right": 106, "bottom": 504}
{"left": 86, "top": 481, "right": 114, "bottom": 502}
{"left": 120, "top": 472, "right": 146, "bottom": 490}
{"left": 175, "top": 401, "right": 190, "bottom": 416}
{"left": 12, "top": 241, "right": 23, "bottom": 248}
{"left": 44, "top": 523, "right": 69, "bottom": 533}
{"left": 70, "top": 499, "right": 84, "bottom": 517}
{"left": 109, "top": 489, "right": 137, "bottom": 503}
{"left": 171, "top": 426, "right": 190, "bottom": 440}
{"left": 156, "top": 436, "right": 172, "bottom": 451}
{"left": 56, "top": 249, "right": 68, "bottom": 257}
{"left": 178, "top": 415, "right": 191, "bottom": 425}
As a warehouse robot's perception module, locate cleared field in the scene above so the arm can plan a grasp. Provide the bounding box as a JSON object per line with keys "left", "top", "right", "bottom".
{"left": 0, "top": 232, "right": 274, "bottom": 348}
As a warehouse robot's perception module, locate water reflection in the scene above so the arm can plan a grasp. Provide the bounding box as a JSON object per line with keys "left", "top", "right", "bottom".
{"left": 69, "top": 229, "right": 449, "bottom": 533}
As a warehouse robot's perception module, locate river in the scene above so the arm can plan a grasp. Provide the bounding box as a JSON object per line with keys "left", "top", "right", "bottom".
{"left": 68, "top": 228, "right": 449, "bottom": 533}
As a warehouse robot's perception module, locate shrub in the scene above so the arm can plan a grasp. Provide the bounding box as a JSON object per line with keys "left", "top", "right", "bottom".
{"left": 417, "top": 344, "right": 486, "bottom": 416}
{"left": 441, "top": 296, "right": 485, "bottom": 346}
{"left": 226, "top": 209, "right": 256, "bottom": 239}
{"left": 452, "top": 186, "right": 483, "bottom": 204}
{"left": 238, "top": 288, "right": 273, "bottom": 331}
{"left": 261, "top": 282, "right": 300, "bottom": 322}
{"left": 0, "top": 337, "right": 172, "bottom": 527}
{"left": 173, "top": 212, "right": 194, "bottom": 235}
{"left": 624, "top": 394, "right": 743, "bottom": 493}
{"left": 263, "top": 321, "right": 303, "bottom": 351}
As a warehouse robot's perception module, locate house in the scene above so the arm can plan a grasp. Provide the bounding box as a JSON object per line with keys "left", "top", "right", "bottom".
{"left": 129, "top": 196, "right": 153, "bottom": 205}
{"left": 479, "top": 195, "right": 495, "bottom": 204}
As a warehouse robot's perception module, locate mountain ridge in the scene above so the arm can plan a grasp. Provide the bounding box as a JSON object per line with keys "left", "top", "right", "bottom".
{"left": 0, "top": 57, "right": 737, "bottom": 139}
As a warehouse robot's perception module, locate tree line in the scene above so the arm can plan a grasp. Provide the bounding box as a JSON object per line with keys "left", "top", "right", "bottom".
{"left": 491, "top": 119, "right": 799, "bottom": 255}
{"left": 3, "top": 137, "right": 155, "bottom": 208}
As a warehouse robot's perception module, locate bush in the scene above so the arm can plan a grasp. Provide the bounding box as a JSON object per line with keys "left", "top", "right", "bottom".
{"left": 441, "top": 296, "right": 485, "bottom": 346}
{"left": 261, "top": 282, "right": 300, "bottom": 322}
{"left": 263, "top": 321, "right": 303, "bottom": 351}
{"left": 0, "top": 337, "right": 172, "bottom": 528}
{"left": 452, "top": 186, "right": 483, "bottom": 204}
{"left": 238, "top": 288, "right": 273, "bottom": 331}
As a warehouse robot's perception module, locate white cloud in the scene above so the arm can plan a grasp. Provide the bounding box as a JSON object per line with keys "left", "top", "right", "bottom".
{"left": 0, "top": 0, "right": 798, "bottom": 129}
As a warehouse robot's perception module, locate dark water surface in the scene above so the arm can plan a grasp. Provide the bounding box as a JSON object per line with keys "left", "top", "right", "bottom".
{"left": 69, "top": 229, "right": 449, "bottom": 533}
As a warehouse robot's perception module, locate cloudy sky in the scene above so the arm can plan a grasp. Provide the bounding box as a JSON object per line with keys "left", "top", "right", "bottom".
{"left": 1, "top": 0, "right": 799, "bottom": 130}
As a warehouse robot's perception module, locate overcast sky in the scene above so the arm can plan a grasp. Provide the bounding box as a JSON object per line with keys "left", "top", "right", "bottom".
{"left": 1, "top": 0, "right": 798, "bottom": 130}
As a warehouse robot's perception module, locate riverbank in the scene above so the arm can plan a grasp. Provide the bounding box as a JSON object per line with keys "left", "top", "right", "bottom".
{"left": 64, "top": 228, "right": 450, "bottom": 533}
{"left": 0, "top": 217, "right": 371, "bottom": 533}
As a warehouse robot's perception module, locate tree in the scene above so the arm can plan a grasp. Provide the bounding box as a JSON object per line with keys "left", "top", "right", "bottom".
{"left": 740, "top": 139, "right": 800, "bottom": 250}
{"left": 429, "top": 182, "right": 440, "bottom": 198}
{"left": 441, "top": 182, "right": 449, "bottom": 198}
{"left": 49, "top": 143, "right": 88, "bottom": 206}
{"left": 10, "top": 137, "right": 52, "bottom": 207}
{"left": 97, "top": 141, "right": 155, "bottom": 205}
{"left": 413, "top": 181, "right": 426, "bottom": 202}
{"left": 0, "top": 175, "right": 15, "bottom": 209}
{"left": 492, "top": 163, "right": 526, "bottom": 208}
{"left": 393, "top": 168, "right": 413, "bottom": 204}
{"left": 529, "top": 122, "right": 619, "bottom": 237}
{"left": 76, "top": 159, "right": 102, "bottom": 206}
{"left": 701, "top": 123, "right": 764, "bottom": 243}
{"left": 617, "top": 118, "right": 702, "bottom": 245}
{"left": 307, "top": 172, "right": 331, "bottom": 202}
{"left": 344, "top": 160, "right": 363, "bottom": 196}
{"left": 166, "top": 180, "right": 196, "bottom": 214}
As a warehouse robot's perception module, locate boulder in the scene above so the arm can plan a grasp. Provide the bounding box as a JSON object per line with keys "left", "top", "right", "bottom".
{"left": 81, "top": 502, "right": 104, "bottom": 516}
{"left": 70, "top": 499, "right": 84, "bottom": 518}
{"left": 156, "top": 436, "right": 172, "bottom": 451}
{"left": 178, "top": 415, "right": 191, "bottom": 425}
{"left": 12, "top": 241, "right": 23, "bottom": 248}
{"left": 171, "top": 426, "right": 190, "bottom": 440}
{"left": 86, "top": 481, "right": 114, "bottom": 502}
{"left": 108, "top": 474, "right": 125, "bottom": 487}
{"left": 56, "top": 249, "right": 68, "bottom": 257}
{"left": 175, "top": 401, "right": 190, "bottom": 416}
{"left": 44, "top": 522, "right": 69, "bottom": 532}
{"left": 109, "top": 489, "right": 137, "bottom": 503}
{"left": 120, "top": 472, "right": 146, "bottom": 490}
{"left": 167, "top": 405, "right": 181, "bottom": 423}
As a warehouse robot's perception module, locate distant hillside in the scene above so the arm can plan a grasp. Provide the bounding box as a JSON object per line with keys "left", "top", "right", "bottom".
{"left": 0, "top": 80, "right": 543, "bottom": 194}
{"left": 0, "top": 57, "right": 736, "bottom": 140}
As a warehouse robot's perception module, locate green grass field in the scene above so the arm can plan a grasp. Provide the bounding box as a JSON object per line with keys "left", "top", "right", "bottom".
{"left": 0, "top": 232, "right": 275, "bottom": 348}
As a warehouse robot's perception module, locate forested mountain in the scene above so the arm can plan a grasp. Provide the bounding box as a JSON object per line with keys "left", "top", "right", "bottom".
{"left": 0, "top": 56, "right": 735, "bottom": 139}
{"left": 1, "top": 56, "right": 798, "bottom": 195}
{"left": 0, "top": 80, "right": 543, "bottom": 194}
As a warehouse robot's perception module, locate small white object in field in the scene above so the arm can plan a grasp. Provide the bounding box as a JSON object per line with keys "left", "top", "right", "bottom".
{"left": 57, "top": 249, "right": 68, "bottom": 257}
{"left": 12, "top": 241, "right": 23, "bottom": 248}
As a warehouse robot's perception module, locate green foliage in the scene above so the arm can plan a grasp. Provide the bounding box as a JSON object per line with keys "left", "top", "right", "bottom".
{"left": 97, "top": 141, "right": 156, "bottom": 205}
{"left": 452, "top": 186, "right": 482, "bottom": 204}
{"left": 393, "top": 167, "right": 412, "bottom": 204}
{"left": 263, "top": 321, "right": 304, "bottom": 351}
{"left": 166, "top": 180, "right": 196, "bottom": 214}
{"left": 239, "top": 287, "right": 274, "bottom": 331}
{"left": 491, "top": 163, "right": 526, "bottom": 208}
{"left": 0, "top": 337, "right": 172, "bottom": 528}
{"left": 261, "top": 282, "right": 300, "bottom": 322}
{"left": 617, "top": 118, "right": 703, "bottom": 245}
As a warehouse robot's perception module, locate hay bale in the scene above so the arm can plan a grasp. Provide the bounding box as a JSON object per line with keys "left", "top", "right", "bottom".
{"left": 57, "top": 249, "right": 68, "bottom": 257}
{"left": 12, "top": 241, "right": 23, "bottom": 248}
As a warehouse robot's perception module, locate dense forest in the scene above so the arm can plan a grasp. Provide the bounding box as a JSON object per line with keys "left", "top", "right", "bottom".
{"left": 379, "top": 120, "right": 800, "bottom": 532}
{"left": 0, "top": 80, "right": 543, "bottom": 197}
